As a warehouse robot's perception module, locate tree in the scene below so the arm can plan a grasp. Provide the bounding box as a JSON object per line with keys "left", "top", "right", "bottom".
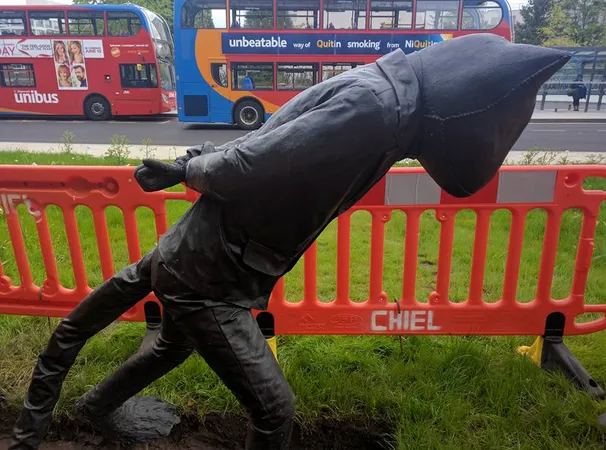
{"left": 542, "top": 0, "right": 606, "bottom": 46}
{"left": 514, "top": 0, "right": 553, "bottom": 44}
{"left": 560, "top": 0, "right": 606, "bottom": 46}
{"left": 542, "top": 3, "right": 577, "bottom": 46}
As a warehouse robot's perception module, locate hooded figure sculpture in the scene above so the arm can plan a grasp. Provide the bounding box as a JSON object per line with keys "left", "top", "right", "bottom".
{"left": 9, "top": 34, "right": 569, "bottom": 450}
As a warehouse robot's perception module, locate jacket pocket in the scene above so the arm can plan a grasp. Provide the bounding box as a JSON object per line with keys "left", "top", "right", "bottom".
{"left": 242, "top": 239, "right": 293, "bottom": 277}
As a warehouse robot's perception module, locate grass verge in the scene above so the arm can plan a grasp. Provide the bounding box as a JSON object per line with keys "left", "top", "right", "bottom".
{"left": 1, "top": 150, "right": 606, "bottom": 449}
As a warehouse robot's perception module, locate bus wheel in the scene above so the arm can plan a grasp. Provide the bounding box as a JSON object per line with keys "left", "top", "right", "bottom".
{"left": 234, "top": 100, "right": 263, "bottom": 130}
{"left": 84, "top": 95, "right": 111, "bottom": 121}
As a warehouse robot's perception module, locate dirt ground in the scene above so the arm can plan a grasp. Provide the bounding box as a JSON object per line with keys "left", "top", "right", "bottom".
{"left": 0, "top": 406, "right": 394, "bottom": 450}
{"left": 0, "top": 437, "right": 231, "bottom": 449}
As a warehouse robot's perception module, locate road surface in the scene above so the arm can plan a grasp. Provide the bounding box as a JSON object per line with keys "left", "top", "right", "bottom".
{"left": 0, "top": 117, "right": 605, "bottom": 153}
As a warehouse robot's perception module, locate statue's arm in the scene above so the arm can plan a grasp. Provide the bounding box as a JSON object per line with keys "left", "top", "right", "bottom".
{"left": 183, "top": 85, "right": 386, "bottom": 200}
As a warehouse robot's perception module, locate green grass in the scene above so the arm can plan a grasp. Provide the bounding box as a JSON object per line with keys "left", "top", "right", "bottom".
{"left": 2, "top": 150, "right": 606, "bottom": 448}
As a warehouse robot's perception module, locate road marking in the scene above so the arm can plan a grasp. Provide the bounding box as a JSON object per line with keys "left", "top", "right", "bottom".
{"left": 531, "top": 129, "right": 567, "bottom": 132}
{"left": 530, "top": 122, "right": 606, "bottom": 125}
{"left": 158, "top": 120, "right": 171, "bottom": 124}
{"left": 598, "top": 130, "right": 606, "bottom": 132}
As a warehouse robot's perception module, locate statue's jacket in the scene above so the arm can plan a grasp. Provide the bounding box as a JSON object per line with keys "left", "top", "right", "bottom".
{"left": 157, "top": 49, "right": 422, "bottom": 312}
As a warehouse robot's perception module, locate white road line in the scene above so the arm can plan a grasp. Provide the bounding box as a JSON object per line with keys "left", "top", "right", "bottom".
{"left": 531, "top": 129, "right": 567, "bottom": 132}
{"left": 530, "top": 122, "right": 606, "bottom": 125}
{"left": 157, "top": 120, "right": 171, "bottom": 124}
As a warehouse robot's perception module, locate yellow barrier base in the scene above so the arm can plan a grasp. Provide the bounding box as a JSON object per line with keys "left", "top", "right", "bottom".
{"left": 517, "top": 336, "right": 543, "bottom": 366}
{"left": 267, "top": 336, "right": 278, "bottom": 360}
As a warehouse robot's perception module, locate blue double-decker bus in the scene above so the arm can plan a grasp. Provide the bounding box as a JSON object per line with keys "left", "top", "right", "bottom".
{"left": 173, "top": 0, "right": 512, "bottom": 129}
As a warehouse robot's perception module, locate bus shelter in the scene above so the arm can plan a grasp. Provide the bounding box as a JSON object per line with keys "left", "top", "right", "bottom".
{"left": 538, "top": 47, "right": 606, "bottom": 112}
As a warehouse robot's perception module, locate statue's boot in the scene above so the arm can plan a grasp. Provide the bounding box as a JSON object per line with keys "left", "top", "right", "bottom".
{"left": 8, "top": 252, "right": 155, "bottom": 450}
{"left": 246, "top": 420, "right": 294, "bottom": 450}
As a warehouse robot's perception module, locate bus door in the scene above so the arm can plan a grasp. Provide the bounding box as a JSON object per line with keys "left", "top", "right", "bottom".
{"left": 115, "top": 63, "right": 159, "bottom": 114}
{"left": 207, "top": 59, "right": 231, "bottom": 123}
{"left": 178, "top": 59, "right": 231, "bottom": 123}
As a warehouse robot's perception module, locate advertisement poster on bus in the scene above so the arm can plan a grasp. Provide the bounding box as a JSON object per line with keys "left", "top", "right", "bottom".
{"left": 0, "top": 39, "right": 104, "bottom": 59}
{"left": 0, "top": 39, "right": 52, "bottom": 58}
{"left": 52, "top": 40, "right": 88, "bottom": 90}
{"left": 220, "top": 33, "right": 453, "bottom": 55}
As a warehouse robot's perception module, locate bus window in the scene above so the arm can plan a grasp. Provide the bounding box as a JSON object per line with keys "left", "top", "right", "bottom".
{"left": 0, "top": 10, "right": 27, "bottom": 36}
{"left": 107, "top": 11, "right": 142, "bottom": 36}
{"left": 323, "top": 0, "right": 367, "bottom": 30}
{"left": 29, "top": 10, "right": 66, "bottom": 36}
{"left": 415, "top": 0, "right": 460, "bottom": 29}
{"left": 211, "top": 62, "right": 228, "bottom": 87}
{"left": 277, "top": 64, "right": 318, "bottom": 90}
{"left": 232, "top": 63, "right": 274, "bottom": 90}
{"left": 0, "top": 63, "right": 36, "bottom": 87}
{"left": 67, "top": 10, "right": 105, "bottom": 36}
{"left": 229, "top": 0, "right": 273, "bottom": 29}
{"left": 370, "top": 0, "right": 413, "bottom": 29}
{"left": 119, "top": 63, "right": 158, "bottom": 89}
{"left": 159, "top": 61, "right": 177, "bottom": 90}
{"left": 322, "top": 63, "right": 361, "bottom": 80}
{"left": 277, "top": 0, "right": 320, "bottom": 29}
{"left": 462, "top": 0, "right": 502, "bottom": 29}
{"left": 181, "top": 0, "right": 227, "bottom": 28}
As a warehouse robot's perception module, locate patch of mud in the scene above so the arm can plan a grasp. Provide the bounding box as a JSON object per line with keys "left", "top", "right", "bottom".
{"left": 0, "top": 402, "right": 395, "bottom": 450}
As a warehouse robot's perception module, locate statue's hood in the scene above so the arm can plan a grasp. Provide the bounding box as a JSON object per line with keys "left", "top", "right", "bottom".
{"left": 396, "top": 34, "right": 570, "bottom": 197}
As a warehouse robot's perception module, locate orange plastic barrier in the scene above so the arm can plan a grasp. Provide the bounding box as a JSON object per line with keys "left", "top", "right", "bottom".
{"left": 1, "top": 165, "right": 606, "bottom": 338}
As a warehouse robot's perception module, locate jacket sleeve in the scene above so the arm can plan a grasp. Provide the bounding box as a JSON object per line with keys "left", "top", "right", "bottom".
{"left": 184, "top": 85, "right": 388, "bottom": 201}
{"left": 174, "top": 141, "right": 218, "bottom": 166}
{"left": 214, "top": 130, "right": 257, "bottom": 151}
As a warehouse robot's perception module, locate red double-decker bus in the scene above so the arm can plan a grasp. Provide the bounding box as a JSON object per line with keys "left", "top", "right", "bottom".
{"left": 0, "top": 3, "right": 176, "bottom": 120}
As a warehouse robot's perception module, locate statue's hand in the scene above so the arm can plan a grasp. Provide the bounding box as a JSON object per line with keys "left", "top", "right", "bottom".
{"left": 134, "top": 159, "right": 186, "bottom": 192}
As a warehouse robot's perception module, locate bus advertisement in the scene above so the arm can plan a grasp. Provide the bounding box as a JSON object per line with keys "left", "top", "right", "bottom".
{"left": 0, "top": 4, "right": 176, "bottom": 120}
{"left": 173, "top": 0, "right": 512, "bottom": 129}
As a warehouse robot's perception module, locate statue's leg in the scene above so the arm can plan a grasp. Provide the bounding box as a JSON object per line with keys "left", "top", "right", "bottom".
{"left": 76, "top": 307, "right": 193, "bottom": 419}
{"left": 8, "top": 251, "right": 155, "bottom": 450}
{"left": 148, "top": 253, "right": 296, "bottom": 450}
{"left": 178, "top": 305, "right": 296, "bottom": 450}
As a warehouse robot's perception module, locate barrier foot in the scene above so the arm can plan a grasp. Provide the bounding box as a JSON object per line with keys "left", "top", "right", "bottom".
{"left": 540, "top": 335, "right": 604, "bottom": 400}
{"left": 519, "top": 313, "right": 604, "bottom": 400}
{"left": 257, "top": 312, "right": 278, "bottom": 361}
{"left": 519, "top": 335, "right": 604, "bottom": 400}
{"left": 267, "top": 335, "right": 278, "bottom": 360}
{"left": 139, "top": 301, "right": 162, "bottom": 353}
{"left": 517, "top": 336, "right": 543, "bottom": 366}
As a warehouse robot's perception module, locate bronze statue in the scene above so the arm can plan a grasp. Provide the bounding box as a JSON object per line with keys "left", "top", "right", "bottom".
{"left": 8, "top": 34, "right": 569, "bottom": 450}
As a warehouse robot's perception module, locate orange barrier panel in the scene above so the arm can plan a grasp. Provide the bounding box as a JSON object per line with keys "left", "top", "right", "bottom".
{"left": 1, "top": 165, "right": 606, "bottom": 338}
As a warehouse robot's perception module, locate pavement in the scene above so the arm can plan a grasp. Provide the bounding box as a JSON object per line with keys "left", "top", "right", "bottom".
{"left": 531, "top": 110, "right": 606, "bottom": 122}
{"left": 1, "top": 142, "right": 601, "bottom": 165}
{"left": 0, "top": 109, "right": 605, "bottom": 164}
